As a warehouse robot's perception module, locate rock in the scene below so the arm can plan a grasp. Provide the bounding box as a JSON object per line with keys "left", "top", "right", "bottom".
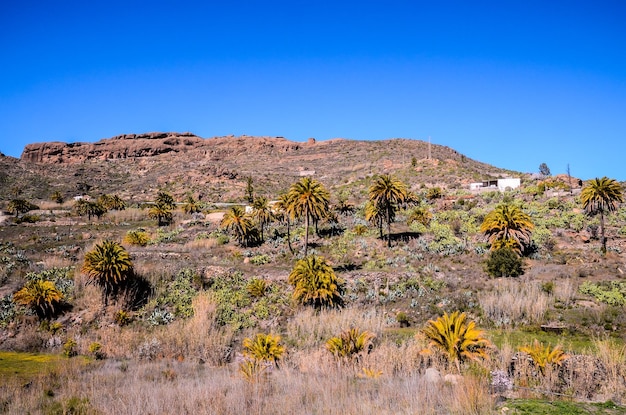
{"left": 443, "top": 373, "right": 462, "bottom": 385}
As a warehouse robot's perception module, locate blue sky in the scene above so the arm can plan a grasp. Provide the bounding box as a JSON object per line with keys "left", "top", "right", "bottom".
{"left": 1, "top": 1, "right": 625, "bottom": 180}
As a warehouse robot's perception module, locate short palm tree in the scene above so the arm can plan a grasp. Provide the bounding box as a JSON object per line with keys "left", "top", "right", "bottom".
{"left": 287, "top": 177, "right": 330, "bottom": 256}
{"left": 326, "top": 327, "right": 375, "bottom": 362}
{"left": 288, "top": 255, "right": 342, "bottom": 309}
{"left": 581, "top": 177, "right": 624, "bottom": 254}
{"left": 7, "top": 199, "right": 37, "bottom": 218}
{"left": 155, "top": 191, "right": 175, "bottom": 209}
{"left": 50, "top": 191, "right": 65, "bottom": 204}
{"left": 252, "top": 196, "right": 274, "bottom": 242}
{"left": 220, "top": 206, "right": 255, "bottom": 247}
{"left": 519, "top": 339, "right": 568, "bottom": 375}
{"left": 480, "top": 203, "right": 534, "bottom": 255}
{"left": 422, "top": 311, "right": 491, "bottom": 372}
{"left": 243, "top": 333, "right": 285, "bottom": 365}
{"left": 81, "top": 240, "right": 134, "bottom": 305}
{"left": 13, "top": 280, "right": 64, "bottom": 319}
{"left": 148, "top": 204, "right": 173, "bottom": 226}
{"left": 368, "top": 175, "right": 409, "bottom": 247}
{"left": 182, "top": 195, "right": 201, "bottom": 214}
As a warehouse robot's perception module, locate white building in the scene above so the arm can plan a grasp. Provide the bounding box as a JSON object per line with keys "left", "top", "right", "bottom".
{"left": 470, "top": 178, "right": 520, "bottom": 192}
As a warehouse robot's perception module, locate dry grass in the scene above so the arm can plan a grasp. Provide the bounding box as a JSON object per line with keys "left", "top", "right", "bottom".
{"left": 0, "top": 358, "right": 495, "bottom": 415}
{"left": 479, "top": 277, "right": 549, "bottom": 327}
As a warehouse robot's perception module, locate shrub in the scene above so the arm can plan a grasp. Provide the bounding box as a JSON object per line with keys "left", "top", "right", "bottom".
{"left": 247, "top": 278, "right": 267, "bottom": 298}
{"left": 88, "top": 342, "right": 105, "bottom": 359}
{"left": 243, "top": 333, "right": 285, "bottom": 365}
{"left": 579, "top": 281, "right": 626, "bottom": 306}
{"left": 123, "top": 229, "right": 150, "bottom": 246}
{"left": 353, "top": 224, "right": 368, "bottom": 236}
{"left": 519, "top": 339, "right": 568, "bottom": 375}
{"left": 326, "top": 327, "right": 375, "bottom": 362}
{"left": 114, "top": 310, "right": 131, "bottom": 326}
{"left": 250, "top": 254, "right": 270, "bottom": 265}
{"left": 63, "top": 338, "right": 77, "bottom": 357}
{"left": 396, "top": 311, "right": 410, "bottom": 327}
{"left": 422, "top": 311, "right": 491, "bottom": 371}
{"left": 484, "top": 247, "right": 524, "bottom": 278}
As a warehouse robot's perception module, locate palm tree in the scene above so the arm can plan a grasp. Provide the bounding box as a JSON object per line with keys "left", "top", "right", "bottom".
{"left": 275, "top": 193, "right": 296, "bottom": 253}
{"left": 364, "top": 201, "right": 385, "bottom": 239}
{"left": 81, "top": 240, "right": 133, "bottom": 305}
{"left": 287, "top": 177, "right": 330, "bottom": 256}
{"left": 480, "top": 203, "right": 534, "bottom": 255}
{"left": 252, "top": 196, "right": 273, "bottom": 242}
{"left": 155, "top": 191, "right": 175, "bottom": 209}
{"left": 288, "top": 255, "right": 342, "bottom": 309}
{"left": 13, "top": 279, "right": 64, "bottom": 319}
{"left": 182, "top": 195, "right": 201, "bottom": 214}
{"left": 422, "top": 311, "right": 491, "bottom": 372}
{"left": 581, "top": 177, "right": 624, "bottom": 254}
{"left": 7, "top": 199, "right": 38, "bottom": 218}
{"left": 148, "top": 204, "right": 173, "bottom": 226}
{"left": 220, "top": 206, "right": 255, "bottom": 247}
{"left": 99, "top": 194, "right": 126, "bottom": 211}
{"left": 368, "top": 174, "right": 409, "bottom": 247}
{"left": 326, "top": 328, "right": 375, "bottom": 362}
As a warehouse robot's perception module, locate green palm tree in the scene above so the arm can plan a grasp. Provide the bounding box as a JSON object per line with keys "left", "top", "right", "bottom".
{"left": 81, "top": 240, "right": 133, "bottom": 305}
{"left": 7, "top": 199, "right": 38, "bottom": 218}
{"left": 368, "top": 174, "right": 409, "bottom": 247}
{"left": 13, "top": 279, "right": 64, "bottom": 319}
{"left": 364, "top": 201, "right": 385, "bottom": 239}
{"left": 155, "top": 191, "right": 175, "bottom": 209}
{"left": 275, "top": 193, "right": 296, "bottom": 253}
{"left": 182, "top": 195, "right": 201, "bottom": 214}
{"left": 287, "top": 177, "right": 330, "bottom": 256}
{"left": 148, "top": 204, "right": 173, "bottom": 226}
{"left": 220, "top": 206, "right": 255, "bottom": 247}
{"left": 326, "top": 327, "right": 375, "bottom": 362}
{"left": 480, "top": 203, "right": 534, "bottom": 255}
{"left": 422, "top": 311, "right": 491, "bottom": 372}
{"left": 288, "top": 255, "right": 342, "bottom": 309}
{"left": 252, "top": 196, "right": 274, "bottom": 242}
{"left": 581, "top": 177, "right": 624, "bottom": 254}
{"left": 99, "top": 194, "right": 126, "bottom": 211}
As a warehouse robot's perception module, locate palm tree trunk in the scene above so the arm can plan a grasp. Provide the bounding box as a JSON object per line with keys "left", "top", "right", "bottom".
{"left": 600, "top": 210, "right": 606, "bottom": 254}
{"left": 304, "top": 208, "right": 310, "bottom": 256}
{"left": 386, "top": 208, "right": 392, "bottom": 248}
{"left": 286, "top": 219, "right": 293, "bottom": 254}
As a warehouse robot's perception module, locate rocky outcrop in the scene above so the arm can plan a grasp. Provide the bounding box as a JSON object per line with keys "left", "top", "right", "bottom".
{"left": 21, "top": 132, "right": 205, "bottom": 163}
{"left": 19, "top": 132, "right": 307, "bottom": 164}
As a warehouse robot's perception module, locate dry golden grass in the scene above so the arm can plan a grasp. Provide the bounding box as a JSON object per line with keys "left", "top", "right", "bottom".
{"left": 479, "top": 277, "right": 549, "bottom": 327}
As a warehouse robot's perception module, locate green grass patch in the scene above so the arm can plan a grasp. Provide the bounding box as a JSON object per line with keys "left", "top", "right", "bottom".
{"left": 0, "top": 351, "right": 67, "bottom": 381}
{"left": 488, "top": 328, "right": 596, "bottom": 354}
{"left": 503, "top": 399, "right": 626, "bottom": 414}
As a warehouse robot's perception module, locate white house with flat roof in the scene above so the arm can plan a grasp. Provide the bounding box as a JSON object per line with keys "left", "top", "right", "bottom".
{"left": 470, "top": 178, "right": 521, "bottom": 192}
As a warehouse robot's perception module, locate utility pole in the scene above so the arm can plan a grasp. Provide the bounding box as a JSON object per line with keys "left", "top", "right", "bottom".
{"left": 428, "top": 136, "right": 432, "bottom": 160}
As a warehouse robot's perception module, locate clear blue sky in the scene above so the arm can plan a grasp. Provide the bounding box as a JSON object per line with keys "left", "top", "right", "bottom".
{"left": 1, "top": 1, "right": 625, "bottom": 180}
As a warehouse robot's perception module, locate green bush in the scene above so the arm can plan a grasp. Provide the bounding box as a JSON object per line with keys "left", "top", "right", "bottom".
{"left": 484, "top": 248, "right": 524, "bottom": 278}
{"left": 579, "top": 281, "right": 626, "bottom": 306}
{"left": 123, "top": 229, "right": 150, "bottom": 246}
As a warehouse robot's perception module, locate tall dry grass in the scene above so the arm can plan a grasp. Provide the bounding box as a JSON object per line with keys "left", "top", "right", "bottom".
{"left": 479, "top": 278, "right": 549, "bottom": 327}
{"left": 0, "top": 358, "right": 494, "bottom": 415}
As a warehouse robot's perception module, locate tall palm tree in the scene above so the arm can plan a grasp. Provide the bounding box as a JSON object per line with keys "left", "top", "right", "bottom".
{"left": 81, "top": 240, "right": 133, "bottom": 305}
{"left": 275, "top": 193, "right": 296, "bottom": 253}
{"left": 581, "top": 177, "right": 624, "bottom": 254}
{"left": 480, "top": 203, "right": 534, "bottom": 255}
{"left": 252, "top": 196, "right": 273, "bottom": 242}
{"left": 287, "top": 177, "right": 330, "bottom": 256}
{"left": 220, "top": 206, "right": 255, "bottom": 247}
{"left": 368, "top": 174, "right": 409, "bottom": 247}
{"left": 288, "top": 255, "right": 343, "bottom": 309}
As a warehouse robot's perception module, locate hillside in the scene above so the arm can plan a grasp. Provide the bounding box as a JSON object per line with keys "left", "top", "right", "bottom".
{"left": 3, "top": 133, "right": 518, "bottom": 202}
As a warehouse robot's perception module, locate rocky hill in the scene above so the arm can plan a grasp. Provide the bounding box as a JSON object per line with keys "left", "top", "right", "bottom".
{"left": 5, "top": 133, "right": 518, "bottom": 202}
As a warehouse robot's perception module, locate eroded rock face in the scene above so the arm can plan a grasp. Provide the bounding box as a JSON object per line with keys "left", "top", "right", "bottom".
{"left": 20, "top": 132, "right": 305, "bottom": 164}
{"left": 21, "top": 132, "right": 204, "bottom": 163}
